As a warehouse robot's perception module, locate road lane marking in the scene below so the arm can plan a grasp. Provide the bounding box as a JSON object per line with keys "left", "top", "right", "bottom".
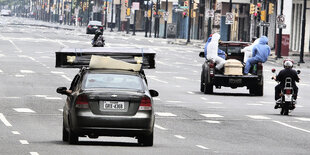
{"left": 207, "top": 102, "right": 222, "bottom": 104}
{"left": 19, "top": 140, "right": 29, "bottom": 144}
{"left": 61, "top": 75, "right": 72, "bottom": 81}
{"left": 155, "top": 112, "right": 177, "bottom": 117}
{"left": 294, "top": 117, "right": 310, "bottom": 121}
{"left": 174, "top": 76, "right": 189, "bottom": 80}
{"left": 153, "top": 98, "right": 161, "bottom": 101}
{"left": 149, "top": 77, "right": 168, "bottom": 84}
{"left": 0, "top": 54, "right": 4, "bottom": 57}
{"left": 201, "top": 114, "right": 224, "bottom": 118}
{"left": 259, "top": 101, "right": 274, "bottom": 104}
{"left": 247, "top": 103, "right": 263, "bottom": 106}
{"left": 30, "top": 152, "right": 39, "bottom": 155}
{"left": 174, "top": 135, "right": 186, "bottom": 139}
{"left": 45, "top": 97, "right": 62, "bottom": 100}
{"left": 20, "top": 70, "right": 35, "bottom": 74}
{"left": 0, "top": 97, "right": 20, "bottom": 99}
{"left": 58, "top": 109, "right": 63, "bottom": 112}
{"left": 51, "top": 71, "right": 65, "bottom": 74}
{"left": 200, "top": 97, "right": 208, "bottom": 100}
{"left": 15, "top": 74, "right": 25, "bottom": 77}
{"left": 154, "top": 124, "right": 168, "bottom": 130}
{"left": 187, "top": 91, "right": 195, "bottom": 94}
{"left": 296, "top": 105, "right": 303, "bottom": 108}
{"left": 0, "top": 70, "right": 2, "bottom": 73}
{"left": 273, "top": 120, "right": 310, "bottom": 133}
{"left": 13, "top": 108, "right": 35, "bottom": 113}
{"left": 196, "top": 145, "right": 209, "bottom": 150}
{"left": 246, "top": 115, "right": 271, "bottom": 120}
{"left": 34, "top": 95, "right": 47, "bottom": 98}
{"left": 9, "top": 40, "right": 22, "bottom": 52}
{"left": 166, "top": 101, "right": 182, "bottom": 103}
{"left": 204, "top": 120, "right": 221, "bottom": 124}
{"left": 0, "top": 113, "right": 12, "bottom": 127}
{"left": 12, "top": 131, "right": 20, "bottom": 135}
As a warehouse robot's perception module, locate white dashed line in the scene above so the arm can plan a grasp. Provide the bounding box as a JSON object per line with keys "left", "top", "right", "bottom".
{"left": 13, "top": 108, "right": 35, "bottom": 113}
{"left": 247, "top": 103, "right": 263, "bottom": 106}
{"left": 153, "top": 98, "right": 161, "bottom": 101}
{"left": 30, "top": 152, "right": 39, "bottom": 155}
{"left": 45, "top": 97, "right": 62, "bottom": 100}
{"left": 196, "top": 145, "right": 209, "bottom": 150}
{"left": 201, "top": 114, "right": 224, "bottom": 118}
{"left": 0, "top": 54, "right": 5, "bottom": 57}
{"left": 0, "top": 69, "right": 2, "bottom": 73}
{"left": 20, "top": 70, "right": 35, "bottom": 74}
{"left": 155, "top": 112, "right": 177, "bottom": 117}
{"left": 259, "top": 101, "right": 274, "bottom": 104}
{"left": 200, "top": 97, "right": 208, "bottom": 100}
{"left": 149, "top": 77, "right": 168, "bottom": 84}
{"left": 187, "top": 91, "right": 195, "bottom": 94}
{"left": 174, "top": 135, "right": 186, "bottom": 139}
{"left": 166, "top": 101, "right": 182, "bottom": 103}
{"left": 273, "top": 120, "right": 310, "bottom": 133}
{"left": 51, "top": 71, "right": 65, "bottom": 74}
{"left": 174, "top": 76, "right": 189, "bottom": 80}
{"left": 294, "top": 117, "right": 310, "bottom": 121}
{"left": 0, "top": 113, "right": 12, "bottom": 127}
{"left": 204, "top": 120, "right": 221, "bottom": 124}
{"left": 19, "top": 140, "right": 29, "bottom": 144}
{"left": 15, "top": 74, "right": 25, "bottom": 77}
{"left": 58, "top": 109, "right": 63, "bottom": 112}
{"left": 1, "top": 97, "right": 20, "bottom": 99}
{"left": 61, "top": 75, "right": 72, "bottom": 81}
{"left": 34, "top": 95, "right": 47, "bottom": 98}
{"left": 154, "top": 124, "right": 168, "bottom": 130}
{"left": 296, "top": 105, "right": 304, "bottom": 108}
{"left": 12, "top": 131, "right": 20, "bottom": 135}
{"left": 207, "top": 102, "right": 222, "bottom": 104}
{"left": 246, "top": 115, "right": 271, "bottom": 120}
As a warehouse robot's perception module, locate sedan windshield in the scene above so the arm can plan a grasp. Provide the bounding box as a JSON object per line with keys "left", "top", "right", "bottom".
{"left": 84, "top": 73, "right": 143, "bottom": 90}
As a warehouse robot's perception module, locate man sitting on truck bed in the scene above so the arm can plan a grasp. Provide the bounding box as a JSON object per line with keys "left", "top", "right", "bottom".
{"left": 206, "top": 33, "right": 226, "bottom": 70}
{"left": 244, "top": 36, "right": 270, "bottom": 75}
{"left": 204, "top": 34, "right": 226, "bottom": 60}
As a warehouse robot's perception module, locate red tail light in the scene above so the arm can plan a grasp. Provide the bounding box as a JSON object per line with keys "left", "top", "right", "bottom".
{"left": 88, "top": 25, "right": 92, "bottom": 28}
{"left": 285, "top": 89, "right": 292, "bottom": 94}
{"left": 75, "top": 95, "right": 89, "bottom": 108}
{"left": 99, "top": 27, "right": 103, "bottom": 29}
{"left": 209, "top": 63, "right": 215, "bottom": 68}
{"left": 139, "top": 97, "right": 152, "bottom": 110}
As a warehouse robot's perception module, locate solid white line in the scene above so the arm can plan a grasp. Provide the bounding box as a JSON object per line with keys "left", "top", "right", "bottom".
{"left": 0, "top": 113, "right": 12, "bottom": 127}
{"left": 207, "top": 102, "right": 222, "bottom": 104}
{"left": 34, "top": 95, "right": 47, "bottom": 98}
{"left": 0, "top": 97, "right": 20, "bottom": 99}
{"left": 154, "top": 124, "right": 168, "bottom": 130}
{"left": 51, "top": 71, "right": 64, "bottom": 74}
{"left": 12, "top": 131, "right": 20, "bottom": 135}
{"left": 247, "top": 103, "right": 263, "bottom": 106}
{"left": 13, "top": 108, "right": 35, "bottom": 113}
{"left": 20, "top": 140, "right": 29, "bottom": 144}
{"left": 246, "top": 115, "right": 271, "bottom": 120}
{"left": 45, "top": 97, "right": 62, "bottom": 100}
{"left": 61, "top": 75, "right": 72, "bottom": 81}
{"left": 201, "top": 114, "right": 224, "bottom": 118}
{"left": 273, "top": 120, "right": 310, "bottom": 133}
{"left": 155, "top": 112, "right": 177, "bottom": 117}
{"left": 174, "top": 135, "right": 186, "bottom": 139}
{"left": 196, "top": 145, "right": 209, "bottom": 150}
{"left": 30, "top": 152, "right": 39, "bottom": 155}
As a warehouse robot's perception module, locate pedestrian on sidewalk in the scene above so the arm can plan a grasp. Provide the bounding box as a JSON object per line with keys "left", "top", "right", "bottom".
{"left": 59, "top": 15, "right": 63, "bottom": 25}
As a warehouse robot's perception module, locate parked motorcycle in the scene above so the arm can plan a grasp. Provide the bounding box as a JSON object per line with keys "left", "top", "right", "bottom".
{"left": 272, "top": 68, "right": 300, "bottom": 115}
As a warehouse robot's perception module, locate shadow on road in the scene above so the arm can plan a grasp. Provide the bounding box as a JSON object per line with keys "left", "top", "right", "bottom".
{"left": 196, "top": 91, "right": 254, "bottom": 97}
{"left": 51, "top": 140, "right": 142, "bottom": 147}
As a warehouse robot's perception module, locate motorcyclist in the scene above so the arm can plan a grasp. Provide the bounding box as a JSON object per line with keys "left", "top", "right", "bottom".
{"left": 204, "top": 34, "right": 226, "bottom": 60}
{"left": 206, "top": 33, "right": 226, "bottom": 70}
{"left": 92, "top": 29, "right": 104, "bottom": 47}
{"left": 274, "top": 59, "right": 300, "bottom": 109}
{"left": 244, "top": 36, "right": 270, "bottom": 75}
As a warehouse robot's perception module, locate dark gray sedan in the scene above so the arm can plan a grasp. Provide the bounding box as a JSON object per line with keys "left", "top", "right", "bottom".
{"left": 57, "top": 68, "right": 158, "bottom": 146}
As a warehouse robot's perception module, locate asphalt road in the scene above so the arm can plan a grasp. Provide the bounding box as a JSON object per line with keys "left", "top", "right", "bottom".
{"left": 1, "top": 16, "right": 310, "bottom": 155}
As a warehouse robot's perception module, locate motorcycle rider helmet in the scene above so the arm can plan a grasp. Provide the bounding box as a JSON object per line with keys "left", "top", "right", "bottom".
{"left": 95, "top": 29, "right": 102, "bottom": 35}
{"left": 283, "top": 59, "right": 294, "bottom": 68}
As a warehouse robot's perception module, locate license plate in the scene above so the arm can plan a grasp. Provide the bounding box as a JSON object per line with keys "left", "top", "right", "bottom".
{"left": 284, "top": 94, "right": 292, "bottom": 101}
{"left": 102, "top": 101, "right": 125, "bottom": 110}
{"left": 93, "top": 26, "right": 98, "bottom": 29}
{"left": 229, "top": 78, "right": 242, "bottom": 84}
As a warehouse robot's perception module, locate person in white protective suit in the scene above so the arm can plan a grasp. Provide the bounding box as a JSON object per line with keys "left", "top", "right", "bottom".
{"left": 241, "top": 38, "right": 260, "bottom": 63}
{"left": 206, "top": 33, "right": 226, "bottom": 70}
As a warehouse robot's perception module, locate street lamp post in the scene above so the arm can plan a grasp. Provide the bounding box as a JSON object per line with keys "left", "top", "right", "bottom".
{"left": 186, "top": 0, "right": 192, "bottom": 43}
{"left": 299, "top": 0, "right": 307, "bottom": 63}
{"left": 276, "top": 0, "right": 283, "bottom": 59}
{"left": 110, "top": 0, "right": 114, "bottom": 32}
{"left": 145, "top": 0, "right": 149, "bottom": 37}
{"left": 163, "top": 0, "right": 167, "bottom": 39}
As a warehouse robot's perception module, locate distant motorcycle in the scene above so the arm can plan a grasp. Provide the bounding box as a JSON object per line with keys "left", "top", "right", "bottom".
{"left": 272, "top": 68, "right": 300, "bottom": 115}
{"left": 92, "top": 35, "right": 105, "bottom": 47}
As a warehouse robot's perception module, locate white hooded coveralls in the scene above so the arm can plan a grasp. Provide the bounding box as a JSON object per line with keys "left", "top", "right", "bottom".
{"left": 206, "top": 33, "right": 225, "bottom": 70}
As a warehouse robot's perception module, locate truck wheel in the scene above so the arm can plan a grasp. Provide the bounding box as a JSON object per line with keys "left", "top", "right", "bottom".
{"left": 200, "top": 72, "right": 204, "bottom": 92}
{"left": 204, "top": 83, "right": 213, "bottom": 94}
{"left": 255, "top": 84, "right": 263, "bottom": 96}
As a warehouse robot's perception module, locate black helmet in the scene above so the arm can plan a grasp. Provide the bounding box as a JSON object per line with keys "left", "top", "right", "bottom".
{"left": 95, "top": 29, "right": 102, "bottom": 35}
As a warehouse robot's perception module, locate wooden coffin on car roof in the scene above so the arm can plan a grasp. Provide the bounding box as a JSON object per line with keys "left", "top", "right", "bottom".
{"left": 55, "top": 47, "right": 156, "bottom": 69}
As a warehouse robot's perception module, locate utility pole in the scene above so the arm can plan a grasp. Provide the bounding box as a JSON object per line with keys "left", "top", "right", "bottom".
{"left": 299, "top": 0, "right": 307, "bottom": 63}
{"left": 149, "top": 1, "right": 152, "bottom": 38}
{"left": 186, "top": 0, "right": 192, "bottom": 43}
{"left": 276, "top": 0, "right": 283, "bottom": 59}
{"left": 207, "top": 0, "right": 212, "bottom": 37}
{"left": 70, "top": 0, "right": 73, "bottom": 25}
{"left": 126, "top": 0, "right": 131, "bottom": 34}
{"left": 227, "top": 0, "right": 232, "bottom": 41}
{"left": 118, "top": 3, "right": 121, "bottom": 31}
{"left": 133, "top": 10, "right": 136, "bottom": 35}
{"left": 105, "top": 0, "right": 108, "bottom": 29}
{"left": 163, "top": 0, "right": 168, "bottom": 39}
{"left": 110, "top": 0, "right": 114, "bottom": 31}
{"left": 264, "top": 0, "right": 269, "bottom": 36}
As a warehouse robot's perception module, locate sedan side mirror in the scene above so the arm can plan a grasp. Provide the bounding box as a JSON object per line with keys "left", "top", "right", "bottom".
{"left": 57, "top": 87, "right": 68, "bottom": 95}
{"left": 149, "top": 89, "right": 159, "bottom": 97}
{"left": 199, "top": 52, "right": 205, "bottom": 58}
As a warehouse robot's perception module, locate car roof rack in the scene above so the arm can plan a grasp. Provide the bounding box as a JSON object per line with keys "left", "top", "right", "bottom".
{"left": 55, "top": 47, "right": 156, "bottom": 69}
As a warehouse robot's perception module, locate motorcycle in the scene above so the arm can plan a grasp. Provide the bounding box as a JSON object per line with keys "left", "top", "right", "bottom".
{"left": 271, "top": 68, "right": 300, "bottom": 115}
{"left": 92, "top": 35, "right": 105, "bottom": 47}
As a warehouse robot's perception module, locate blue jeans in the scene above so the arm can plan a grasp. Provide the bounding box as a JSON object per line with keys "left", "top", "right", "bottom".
{"left": 244, "top": 57, "right": 260, "bottom": 74}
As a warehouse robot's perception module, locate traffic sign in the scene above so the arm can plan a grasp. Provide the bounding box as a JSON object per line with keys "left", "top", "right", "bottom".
{"left": 260, "top": 22, "right": 270, "bottom": 27}
{"left": 205, "top": 9, "right": 214, "bottom": 18}
{"left": 277, "top": 15, "right": 285, "bottom": 24}
{"left": 225, "top": 12, "right": 234, "bottom": 25}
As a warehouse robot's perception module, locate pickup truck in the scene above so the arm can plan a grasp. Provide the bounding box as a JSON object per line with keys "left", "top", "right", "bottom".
{"left": 199, "top": 41, "right": 264, "bottom": 96}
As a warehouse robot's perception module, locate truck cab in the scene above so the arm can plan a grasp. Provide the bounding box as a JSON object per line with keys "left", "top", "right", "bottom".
{"left": 200, "top": 41, "right": 264, "bottom": 96}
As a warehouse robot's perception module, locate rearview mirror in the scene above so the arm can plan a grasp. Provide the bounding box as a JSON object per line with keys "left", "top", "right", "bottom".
{"left": 199, "top": 52, "right": 205, "bottom": 58}
{"left": 149, "top": 89, "right": 159, "bottom": 97}
{"left": 297, "top": 70, "right": 301, "bottom": 74}
{"left": 271, "top": 68, "right": 276, "bottom": 73}
{"left": 56, "top": 87, "right": 68, "bottom": 95}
